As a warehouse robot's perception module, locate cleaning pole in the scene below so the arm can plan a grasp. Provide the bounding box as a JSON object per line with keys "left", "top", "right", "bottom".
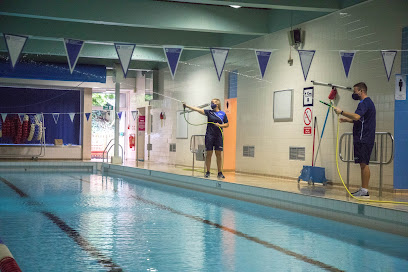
{"left": 314, "top": 100, "right": 333, "bottom": 166}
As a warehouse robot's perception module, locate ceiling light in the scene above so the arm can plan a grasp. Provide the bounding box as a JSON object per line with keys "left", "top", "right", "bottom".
{"left": 229, "top": 5, "right": 241, "bottom": 8}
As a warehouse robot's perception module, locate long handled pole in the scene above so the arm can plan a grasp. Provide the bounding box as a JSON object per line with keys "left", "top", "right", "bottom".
{"left": 314, "top": 101, "right": 332, "bottom": 166}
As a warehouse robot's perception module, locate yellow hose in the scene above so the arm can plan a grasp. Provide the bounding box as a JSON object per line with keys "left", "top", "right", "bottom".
{"left": 335, "top": 115, "right": 408, "bottom": 205}
{"left": 183, "top": 109, "right": 224, "bottom": 172}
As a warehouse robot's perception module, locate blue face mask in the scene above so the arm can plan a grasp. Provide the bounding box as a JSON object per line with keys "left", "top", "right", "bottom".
{"left": 352, "top": 93, "right": 360, "bottom": 100}
{"left": 211, "top": 103, "right": 217, "bottom": 109}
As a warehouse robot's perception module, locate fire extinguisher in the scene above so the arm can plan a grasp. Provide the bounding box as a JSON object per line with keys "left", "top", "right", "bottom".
{"left": 129, "top": 134, "right": 135, "bottom": 150}
{"left": 160, "top": 112, "right": 164, "bottom": 127}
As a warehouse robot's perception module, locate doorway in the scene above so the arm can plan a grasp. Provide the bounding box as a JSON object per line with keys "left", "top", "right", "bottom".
{"left": 91, "top": 91, "right": 127, "bottom": 161}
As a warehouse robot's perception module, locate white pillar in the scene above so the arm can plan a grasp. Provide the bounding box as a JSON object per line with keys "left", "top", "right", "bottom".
{"left": 111, "top": 64, "right": 123, "bottom": 164}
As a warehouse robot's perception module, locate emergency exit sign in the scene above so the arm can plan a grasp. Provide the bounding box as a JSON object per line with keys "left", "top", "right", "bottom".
{"left": 103, "top": 105, "right": 113, "bottom": 110}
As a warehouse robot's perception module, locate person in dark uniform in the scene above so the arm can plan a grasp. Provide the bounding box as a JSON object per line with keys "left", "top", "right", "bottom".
{"left": 183, "top": 98, "right": 229, "bottom": 179}
{"left": 334, "top": 82, "right": 376, "bottom": 198}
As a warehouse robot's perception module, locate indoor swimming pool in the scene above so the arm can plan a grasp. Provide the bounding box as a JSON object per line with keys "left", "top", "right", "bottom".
{"left": 0, "top": 172, "right": 407, "bottom": 271}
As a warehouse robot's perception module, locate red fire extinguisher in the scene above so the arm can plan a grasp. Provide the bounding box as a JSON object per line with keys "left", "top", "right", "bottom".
{"left": 129, "top": 134, "right": 135, "bottom": 150}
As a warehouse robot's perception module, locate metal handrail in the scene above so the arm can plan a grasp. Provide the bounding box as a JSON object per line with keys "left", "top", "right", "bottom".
{"left": 339, "top": 132, "right": 394, "bottom": 164}
{"left": 102, "top": 139, "right": 124, "bottom": 164}
{"left": 338, "top": 132, "right": 394, "bottom": 197}
{"left": 190, "top": 135, "right": 206, "bottom": 175}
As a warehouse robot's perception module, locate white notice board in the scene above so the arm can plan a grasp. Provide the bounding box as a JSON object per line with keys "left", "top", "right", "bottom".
{"left": 273, "top": 89, "right": 293, "bottom": 122}
{"left": 176, "top": 111, "right": 188, "bottom": 139}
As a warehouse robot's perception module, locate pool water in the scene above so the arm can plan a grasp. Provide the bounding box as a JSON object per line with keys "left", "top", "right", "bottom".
{"left": 0, "top": 172, "right": 407, "bottom": 271}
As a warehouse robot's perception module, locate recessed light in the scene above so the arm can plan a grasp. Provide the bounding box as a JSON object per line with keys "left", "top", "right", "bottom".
{"left": 229, "top": 5, "right": 241, "bottom": 8}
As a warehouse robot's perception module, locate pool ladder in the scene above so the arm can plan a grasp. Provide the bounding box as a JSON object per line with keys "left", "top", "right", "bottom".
{"left": 102, "top": 139, "right": 124, "bottom": 164}
{"left": 339, "top": 132, "right": 394, "bottom": 197}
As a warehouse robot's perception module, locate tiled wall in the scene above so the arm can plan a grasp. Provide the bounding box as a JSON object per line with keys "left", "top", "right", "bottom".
{"left": 145, "top": 0, "right": 408, "bottom": 188}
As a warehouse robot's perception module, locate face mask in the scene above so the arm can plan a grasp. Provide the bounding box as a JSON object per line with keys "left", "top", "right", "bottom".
{"left": 352, "top": 93, "right": 360, "bottom": 100}
{"left": 211, "top": 103, "right": 217, "bottom": 109}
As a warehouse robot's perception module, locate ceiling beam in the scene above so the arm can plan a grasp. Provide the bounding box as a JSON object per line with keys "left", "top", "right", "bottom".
{"left": 0, "top": 37, "right": 167, "bottom": 63}
{"left": 0, "top": 0, "right": 270, "bottom": 35}
{"left": 165, "top": 0, "right": 340, "bottom": 12}
{"left": 0, "top": 15, "right": 241, "bottom": 48}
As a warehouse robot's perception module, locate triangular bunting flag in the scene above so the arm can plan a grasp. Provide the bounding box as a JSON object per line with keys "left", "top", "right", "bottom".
{"left": 163, "top": 46, "right": 183, "bottom": 79}
{"left": 131, "top": 110, "right": 138, "bottom": 121}
{"left": 117, "top": 112, "right": 123, "bottom": 120}
{"left": 64, "top": 39, "right": 85, "bottom": 74}
{"left": 114, "top": 43, "right": 136, "bottom": 78}
{"left": 19, "top": 114, "right": 25, "bottom": 124}
{"left": 339, "top": 51, "right": 356, "bottom": 78}
{"left": 255, "top": 50, "right": 272, "bottom": 78}
{"left": 381, "top": 50, "right": 397, "bottom": 81}
{"left": 69, "top": 113, "right": 76, "bottom": 122}
{"left": 3, "top": 34, "right": 28, "bottom": 69}
{"left": 1, "top": 113, "right": 7, "bottom": 122}
{"left": 210, "top": 48, "right": 229, "bottom": 81}
{"left": 85, "top": 113, "right": 91, "bottom": 121}
{"left": 36, "top": 113, "right": 42, "bottom": 122}
{"left": 52, "top": 113, "right": 60, "bottom": 124}
{"left": 298, "top": 50, "right": 315, "bottom": 81}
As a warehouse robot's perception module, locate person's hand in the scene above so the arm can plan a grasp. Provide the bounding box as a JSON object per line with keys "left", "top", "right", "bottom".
{"left": 182, "top": 102, "right": 187, "bottom": 109}
{"left": 333, "top": 107, "right": 342, "bottom": 115}
{"left": 339, "top": 118, "right": 348, "bottom": 123}
{"left": 214, "top": 123, "right": 221, "bottom": 127}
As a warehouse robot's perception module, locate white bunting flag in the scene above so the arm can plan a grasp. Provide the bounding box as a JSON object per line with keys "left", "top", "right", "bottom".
{"left": 210, "top": 48, "right": 229, "bottom": 81}
{"left": 298, "top": 50, "right": 315, "bottom": 81}
{"left": 64, "top": 39, "right": 85, "bottom": 74}
{"left": 114, "top": 43, "right": 136, "bottom": 78}
{"left": 163, "top": 46, "right": 183, "bottom": 79}
{"left": 36, "top": 113, "right": 42, "bottom": 122}
{"left": 19, "top": 114, "right": 25, "bottom": 124}
{"left": 4, "top": 34, "right": 28, "bottom": 68}
{"left": 131, "top": 110, "right": 138, "bottom": 121}
{"left": 52, "top": 113, "right": 60, "bottom": 124}
{"left": 381, "top": 50, "right": 397, "bottom": 81}
{"left": 69, "top": 113, "right": 76, "bottom": 122}
{"left": 1, "top": 113, "right": 7, "bottom": 122}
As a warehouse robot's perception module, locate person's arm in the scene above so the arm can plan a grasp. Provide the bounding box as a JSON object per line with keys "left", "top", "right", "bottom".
{"left": 214, "top": 123, "right": 229, "bottom": 128}
{"left": 182, "top": 102, "right": 205, "bottom": 115}
{"left": 333, "top": 107, "right": 361, "bottom": 121}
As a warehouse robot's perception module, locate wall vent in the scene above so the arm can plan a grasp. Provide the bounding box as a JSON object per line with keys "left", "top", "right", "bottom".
{"left": 169, "top": 143, "right": 176, "bottom": 152}
{"left": 243, "top": 146, "right": 255, "bottom": 157}
{"left": 289, "top": 147, "right": 305, "bottom": 161}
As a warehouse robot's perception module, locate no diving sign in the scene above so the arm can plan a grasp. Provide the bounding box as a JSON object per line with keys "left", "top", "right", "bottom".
{"left": 303, "top": 107, "right": 312, "bottom": 135}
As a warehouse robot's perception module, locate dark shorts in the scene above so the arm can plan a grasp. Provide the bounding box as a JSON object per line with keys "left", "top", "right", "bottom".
{"left": 354, "top": 142, "right": 374, "bottom": 165}
{"left": 205, "top": 134, "right": 223, "bottom": 151}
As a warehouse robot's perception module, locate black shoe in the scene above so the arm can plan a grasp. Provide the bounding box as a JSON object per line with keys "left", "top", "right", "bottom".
{"left": 217, "top": 172, "right": 225, "bottom": 179}
{"left": 204, "top": 171, "right": 210, "bottom": 178}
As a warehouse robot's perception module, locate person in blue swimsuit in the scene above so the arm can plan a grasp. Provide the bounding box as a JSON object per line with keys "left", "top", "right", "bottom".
{"left": 183, "top": 98, "right": 229, "bottom": 179}
{"left": 334, "top": 82, "right": 376, "bottom": 198}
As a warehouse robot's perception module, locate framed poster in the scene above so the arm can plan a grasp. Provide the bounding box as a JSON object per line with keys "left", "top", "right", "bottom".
{"left": 176, "top": 111, "right": 188, "bottom": 139}
{"left": 273, "top": 89, "right": 293, "bottom": 122}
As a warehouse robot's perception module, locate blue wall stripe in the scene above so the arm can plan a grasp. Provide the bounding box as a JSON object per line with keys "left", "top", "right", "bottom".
{"left": 0, "top": 60, "right": 106, "bottom": 83}
{"left": 394, "top": 26, "right": 408, "bottom": 189}
{"left": 228, "top": 70, "right": 238, "bottom": 99}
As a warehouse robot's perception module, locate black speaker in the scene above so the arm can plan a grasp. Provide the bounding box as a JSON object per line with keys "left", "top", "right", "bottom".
{"left": 288, "top": 28, "right": 303, "bottom": 46}
{"left": 293, "top": 29, "right": 301, "bottom": 44}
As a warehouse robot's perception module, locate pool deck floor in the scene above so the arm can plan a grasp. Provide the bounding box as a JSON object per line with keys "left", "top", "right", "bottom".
{"left": 120, "top": 160, "right": 408, "bottom": 212}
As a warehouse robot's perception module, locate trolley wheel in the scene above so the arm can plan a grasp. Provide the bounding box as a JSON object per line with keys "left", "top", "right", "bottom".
{"left": 323, "top": 182, "right": 327, "bottom": 186}
{"left": 297, "top": 178, "right": 300, "bottom": 183}
{"left": 308, "top": 181, "right": 312, "bottom": 185}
